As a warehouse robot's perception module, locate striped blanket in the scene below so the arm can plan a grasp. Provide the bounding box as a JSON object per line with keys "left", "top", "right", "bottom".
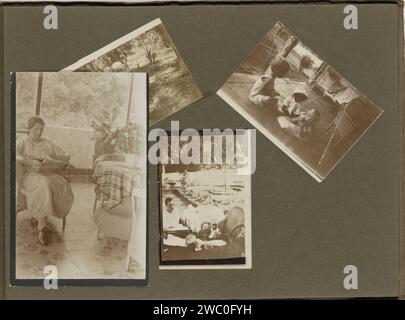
{"left": 94, "top": 160, "right": 144, "bottom": 209}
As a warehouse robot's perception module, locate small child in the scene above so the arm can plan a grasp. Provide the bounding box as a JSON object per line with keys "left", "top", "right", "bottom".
{"left": 249, "top": 58, "right": 291, "bottom": 108}
{"left": 289, "top": 108, "right": 321, "bottom": 138}
{"left": 279, "top": 87, "right": 309, "bottom": 116}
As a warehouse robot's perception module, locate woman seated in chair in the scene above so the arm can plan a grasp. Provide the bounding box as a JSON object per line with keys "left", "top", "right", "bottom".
{"left": 16, "top": 116, "right": 74, "bottom": 246}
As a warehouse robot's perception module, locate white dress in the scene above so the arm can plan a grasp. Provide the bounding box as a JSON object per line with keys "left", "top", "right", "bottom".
{"left": 16, "top": 136, "right": 74, "bottom": 220}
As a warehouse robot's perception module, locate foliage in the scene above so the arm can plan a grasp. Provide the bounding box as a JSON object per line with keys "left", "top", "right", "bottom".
{"left": 79, "top": 28, "right": 167, "bottom": 71}
{"left": 92, "top": 121, "right": 144, "bottom": 155}
{"left": 45, "top": 73, "right": 127, "bottom": 128}
{"left": 130, "top": 29, "right": 165, "bottom": 65}
{"left": 299, "top": 55, "right": 314, "bottom": 70}
{"left": 75, "top": 25, "right": 201, "bottom": 124}
{"left": 16, "top": 73, "right": 37, "bottom": 129}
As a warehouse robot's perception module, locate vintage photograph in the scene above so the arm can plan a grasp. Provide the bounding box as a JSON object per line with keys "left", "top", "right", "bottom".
{"left": 217, "top": 22, "right": 383, "bottom": 182}
{"left": 65, "top": 18, "right": 202, "bottom": 125}
{"left": 159, "top": 132, "right": 252, "bottom": 269}
{"left": 12, "top": 72, "right": 147, "bottom": 283}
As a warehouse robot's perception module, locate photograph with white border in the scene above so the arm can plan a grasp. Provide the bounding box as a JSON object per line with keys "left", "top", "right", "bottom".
{"left": 13, "top": 72, "right": 147, "bottom": 282}
{"left": 65, "top": 18, "right": 202, "bottom": 126}
{"left": 159, "top": 131, "right": 252, "bottom": 269}
{"left": 217, "top": 21, "right": 383, "bottom": 182}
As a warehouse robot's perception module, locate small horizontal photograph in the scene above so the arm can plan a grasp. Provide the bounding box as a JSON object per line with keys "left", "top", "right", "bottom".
{"left": 12, "top": 72, "right": 147, "bottom": 284}
{"left": 159, "top": 131, "right": 252, "bottom": 269}
{"left": 65, "top": 18, "right": 202, "bottom": 126}
{"left": 217, "top": 21, "right": 383, "bottom": 182}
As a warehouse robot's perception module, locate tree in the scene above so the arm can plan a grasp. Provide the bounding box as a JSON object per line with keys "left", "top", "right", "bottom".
{"left": 38, "top": 73, "right": 125, "bottom": 129}
{"left": 16, "top": 73, "right": 37, "bottom": 128}
{"left": 131, "top": 29, "right": 164, "bottom": 65}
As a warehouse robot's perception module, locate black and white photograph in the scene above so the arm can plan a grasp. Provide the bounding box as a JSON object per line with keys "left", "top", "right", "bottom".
{"left": 65, "top": 18, "right": 202, "bottom": 126}
{"left": 159, "top": 132, "right": 252, "bottom": 269}
{"left": 12, "top": 72, "right": 147, "bottom": 283}
{"left": 217, "top": 22, "right": 383, "bottom": 182}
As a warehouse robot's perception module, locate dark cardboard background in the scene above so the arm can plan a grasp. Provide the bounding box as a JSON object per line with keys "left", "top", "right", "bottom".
{"left": 2, "top": 4, "right": 400, "bottom": 299}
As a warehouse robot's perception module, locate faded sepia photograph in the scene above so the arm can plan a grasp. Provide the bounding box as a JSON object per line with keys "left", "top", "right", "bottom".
{"left": 65, "top": 18, "right": 202, "bottom": 125}
{"left": 12, "top": 72, "right": 147, "bottom": 283}
{"left": 217, "top": 22, "right": 383, "bottom": 182}
{"left": 159, "top": 132, "right": 251, "bottom": 269}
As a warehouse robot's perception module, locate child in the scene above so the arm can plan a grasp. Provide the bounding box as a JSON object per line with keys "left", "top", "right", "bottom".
{"left": 279, "top": 87, "right": 309, "bottom": 116}
{"left": 291, "top": 108, "right": 321, "bottom": 138}
{"left": 278, "top": 108, "right": 321, "bottom": 139}
{"left": 185, "top": 234, "right": 227, "bottom": 252}
{"left": 249, "top": 58, "right": 290, "bottom": 108}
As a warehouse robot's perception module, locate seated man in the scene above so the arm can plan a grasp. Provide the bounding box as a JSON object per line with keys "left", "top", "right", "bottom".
{"left": 162, "top": 197, "right": 188, "bottom": 232}
{"left": 248, "top": 58, "right": 291, "bottom": 108}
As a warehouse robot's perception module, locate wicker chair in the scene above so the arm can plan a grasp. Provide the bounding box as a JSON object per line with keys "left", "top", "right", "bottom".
{"left": 92, "top": 153, "right": 133, "bottom": 241}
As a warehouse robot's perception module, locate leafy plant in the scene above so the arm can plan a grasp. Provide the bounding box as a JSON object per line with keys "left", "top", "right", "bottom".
{"left": 92, "top": 121, "right": 144, "bottom": 156}
{"left": 300, "top": 55, "right": 314, "bottom": 70}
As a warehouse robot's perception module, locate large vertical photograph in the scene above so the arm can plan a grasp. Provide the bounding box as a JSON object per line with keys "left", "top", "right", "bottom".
{"left": 12, "top": 72, "right": 147, "bottom": 284}
{"left": 65, "top": 18, "right": 202, "bottom": 125}
{"left": 217, "top": 22, "right": 383, "bottom": 182}
{"left": 159, "top": 131, "right": 252, "bottom": 269}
